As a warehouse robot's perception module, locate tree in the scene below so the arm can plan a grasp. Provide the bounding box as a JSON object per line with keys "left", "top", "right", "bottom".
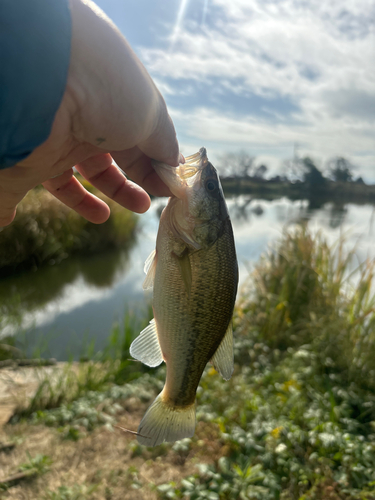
{"left": 253, "top": 164, "right": 268, "bottom": 179}
{"left": 218, "top": 152, "right": 255, "bottom": 178}
{"left": 302, "top": 157, "right": 326, "bottom": 187}
{"left": 327, "top": 157, "right": 354, "bottom": 183}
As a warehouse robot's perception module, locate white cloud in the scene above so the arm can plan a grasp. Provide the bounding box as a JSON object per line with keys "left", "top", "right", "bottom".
{"left": 170, "top": 104, "right": 375, "bottom": 179}
{"left": 139, "top": 0, "right": 375, "bottom": 177}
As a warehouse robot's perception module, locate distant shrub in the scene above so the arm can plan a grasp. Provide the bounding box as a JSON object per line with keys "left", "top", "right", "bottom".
{"left": 0, "top": 185, "right": 138, "bottom": 275}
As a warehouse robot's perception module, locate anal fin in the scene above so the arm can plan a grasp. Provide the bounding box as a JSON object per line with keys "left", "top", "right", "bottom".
{"left": 210, "top": 322, "right": 234, "bottom": 380}
{"left": 130, "top": 319, "right": 163, "bottom": 367}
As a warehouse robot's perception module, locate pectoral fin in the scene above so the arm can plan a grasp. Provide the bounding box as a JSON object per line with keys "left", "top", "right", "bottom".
{"left": 211, "top": 322, "right": 234, "bottom": 380}
{"left": 130, "top": 319, "right": 163, "bottom": 367}
{"left": 143, "top": 249, "right": 157, "bottom": 290}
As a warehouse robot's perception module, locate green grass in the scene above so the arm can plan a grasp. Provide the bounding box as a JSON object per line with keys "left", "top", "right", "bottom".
{"left": 0, "top": 181, "right": 138, "bottom": 276}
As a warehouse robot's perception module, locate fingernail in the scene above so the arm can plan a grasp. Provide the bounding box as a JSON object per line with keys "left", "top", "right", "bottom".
{"left": 179, "top": 153, "right": 185, "bottom": 164}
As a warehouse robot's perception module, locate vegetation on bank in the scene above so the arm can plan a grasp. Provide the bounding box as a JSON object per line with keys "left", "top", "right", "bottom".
{"left": 220, "top": 154, "right": 375, "bottom": 205}
{"left": 2, "top": 227, "right": 375, "bottom": 499}
{"left": 221, "top": 176, "right": 375, "bottom": 205}
{"left": 0, "top": 180, "right": 138, "bottom": 277}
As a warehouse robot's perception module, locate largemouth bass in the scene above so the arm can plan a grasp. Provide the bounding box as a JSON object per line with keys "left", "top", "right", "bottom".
{"left": 130, "top": 148, "right": 238, "bottom": 446}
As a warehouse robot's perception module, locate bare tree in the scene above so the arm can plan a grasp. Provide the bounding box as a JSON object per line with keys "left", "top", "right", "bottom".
{"left": 218, "top": 151, "right": 255, "bottom": 178}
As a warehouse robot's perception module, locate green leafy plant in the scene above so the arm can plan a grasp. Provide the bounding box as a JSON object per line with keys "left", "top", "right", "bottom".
{"left": 19, "top": 452, "right": 52, "bottom": 475}
{"left": 44, "top": 483, "right": 98, "bottom": 500}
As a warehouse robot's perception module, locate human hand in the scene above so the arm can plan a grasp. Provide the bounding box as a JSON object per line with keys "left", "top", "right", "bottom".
{"left": 0, "top": 0, "right": 180, "bottom": 227}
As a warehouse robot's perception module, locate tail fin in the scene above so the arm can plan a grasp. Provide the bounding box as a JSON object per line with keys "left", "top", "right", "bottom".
{"left": 137, "top": 391, "right": 196, "bottom": 447}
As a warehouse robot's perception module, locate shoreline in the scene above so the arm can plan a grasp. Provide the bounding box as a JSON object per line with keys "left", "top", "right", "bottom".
{"left": 222, "top": 177, "right": 375, "bottom": 205}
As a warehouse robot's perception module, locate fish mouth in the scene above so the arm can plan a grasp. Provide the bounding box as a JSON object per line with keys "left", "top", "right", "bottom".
{"left": 152, "top": 148, "right": 209, "bottom": 198}
{"left": 183, "top": 148, "right": 209, "bottom": 170}
{"left": 176, "top": 148, "right": 208, "bottom": 182}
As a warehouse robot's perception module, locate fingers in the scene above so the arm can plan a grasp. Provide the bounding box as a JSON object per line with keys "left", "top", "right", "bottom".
{"left": 111, "top": 148, "right": 174, "bottom": 197}
{"left": 43, "top": 169, "right": 110, "bottom": 224}
{"left": 75, "top": 153, "right": 151, "bottom": 213}
{"left": 0, "top": 184, "right": 25, "bottom": 227}
{"left": 0, "top": 193, "right": 21, "bottom": 226}
{"left": 0, "top": 208, "right": 17, "bottom": 227}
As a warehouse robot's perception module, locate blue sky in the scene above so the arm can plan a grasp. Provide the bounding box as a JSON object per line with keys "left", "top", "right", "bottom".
{"left": 95, "top": 0, "right": 375, "bottom": 180}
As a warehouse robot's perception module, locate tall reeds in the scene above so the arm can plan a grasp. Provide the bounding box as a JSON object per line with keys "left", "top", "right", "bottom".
{"left": 237, "top": 225, "right": 375, "bottom": 391}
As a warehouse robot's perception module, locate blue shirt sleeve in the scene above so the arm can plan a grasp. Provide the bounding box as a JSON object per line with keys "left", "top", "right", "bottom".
{"left": 0, "top": 0, "right": 71, "bottom": 169}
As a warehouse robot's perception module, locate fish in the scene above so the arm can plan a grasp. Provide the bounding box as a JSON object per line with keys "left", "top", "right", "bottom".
{"left": 130, "top": 147, "right": 238, "bottom": 446}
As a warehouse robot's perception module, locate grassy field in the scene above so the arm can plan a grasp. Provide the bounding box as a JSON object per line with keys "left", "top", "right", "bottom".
{"left": 1, "top": 227, "right": 375, "bottom": 499}
{"left": 0, "top": 179, "right": 138, "bottom": 277}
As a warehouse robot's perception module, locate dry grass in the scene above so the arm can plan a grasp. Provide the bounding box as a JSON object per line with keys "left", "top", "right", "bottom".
{"left": 0, "top": 404, "right": 225, "bottom": 500}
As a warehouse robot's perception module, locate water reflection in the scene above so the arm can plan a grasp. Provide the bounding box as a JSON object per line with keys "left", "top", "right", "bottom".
{"left": 327, "top": 203, "right": 348, "bottom": 229}
{"left": 228, "top": 193, "right": 353, "bottom": 231}
{"left": 77, "top": 248, "right": 132, "bottom": 288}
{"left": 0, "top": 245, "right": 133, "bottom": 317}
{"left": 229, "top": 195, "right": 253, "bottom": 221}
{"left": 1, "top": 196, "right": 375, "bottom": 360}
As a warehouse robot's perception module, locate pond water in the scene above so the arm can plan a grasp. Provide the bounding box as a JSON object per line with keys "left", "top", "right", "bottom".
{"left": 1, "top": 195, "right": 375, "bottom": 360}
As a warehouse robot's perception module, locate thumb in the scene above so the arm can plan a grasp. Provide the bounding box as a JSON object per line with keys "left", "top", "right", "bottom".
{"left": 137, "top": 108, "right": 180, "bottom": 167}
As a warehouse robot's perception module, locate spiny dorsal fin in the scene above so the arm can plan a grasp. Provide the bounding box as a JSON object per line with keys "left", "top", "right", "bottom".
{"left": 210, "top": 321, "right": 234, "bottom": 380}
{"left": 143, "top": 249, "right": 157, "bottom": 290}
{"left": 130, "top": 319, "right": 163, "bottom": 367}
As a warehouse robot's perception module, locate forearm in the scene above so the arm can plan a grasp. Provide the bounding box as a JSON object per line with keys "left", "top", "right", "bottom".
{"left": 0, "top": 0, "right": 179, "bottom": 227}
{"left": 0, "top": 0, "right": 71, "bottom": 169}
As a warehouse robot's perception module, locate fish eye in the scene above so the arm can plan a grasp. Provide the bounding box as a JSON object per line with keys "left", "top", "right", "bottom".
{"left": 205, "top": 179, "right": 217, "bottom": 193}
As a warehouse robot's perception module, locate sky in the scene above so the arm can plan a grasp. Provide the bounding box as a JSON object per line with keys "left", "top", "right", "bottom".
{"left": 95, "top": 0, "right": 375, "bottom": 181}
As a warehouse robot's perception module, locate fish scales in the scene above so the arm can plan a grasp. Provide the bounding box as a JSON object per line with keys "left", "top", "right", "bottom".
{"left": 155, "top": 216, "right": 237, "bottom": 407}
{"left": 130, "top": 148, "right": 238, "bottom": 446}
